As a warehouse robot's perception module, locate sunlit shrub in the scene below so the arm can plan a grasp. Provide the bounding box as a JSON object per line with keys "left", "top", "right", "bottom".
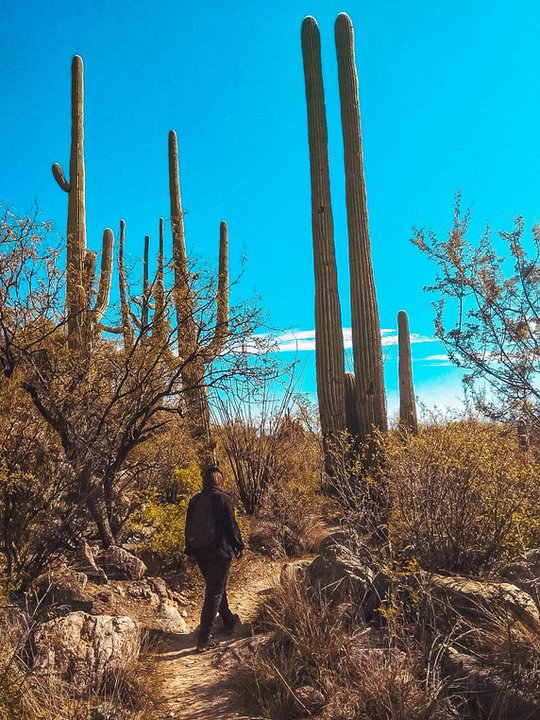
{"left": 384, "top": 421, "right": 540, "bottom": 573}
{"left": 126, "top": 463, "right": 201, "bottom": 567}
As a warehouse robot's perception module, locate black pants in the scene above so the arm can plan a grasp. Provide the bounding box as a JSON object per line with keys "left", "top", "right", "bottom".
{"left": 194, "top": 550, "right": 234, "bottom": 643}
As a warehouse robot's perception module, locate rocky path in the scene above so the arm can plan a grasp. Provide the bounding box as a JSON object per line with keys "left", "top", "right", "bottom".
{"left": 148, "top": 557, "right": 286, "bottom": 720}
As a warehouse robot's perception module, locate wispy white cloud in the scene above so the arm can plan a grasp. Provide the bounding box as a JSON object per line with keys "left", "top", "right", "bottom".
{"left": 237, "top": 327, "right": 438, "bottom": 354}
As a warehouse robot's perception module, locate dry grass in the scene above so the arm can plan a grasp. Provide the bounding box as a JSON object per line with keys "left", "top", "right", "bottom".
{"left": 241, "top": 575, "right": 452, "bottom": 720}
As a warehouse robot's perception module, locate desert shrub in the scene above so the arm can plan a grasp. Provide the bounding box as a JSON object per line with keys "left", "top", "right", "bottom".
{"left": 320, "top": 430, "right": 390, "bottom": 543}
{"left": 251, "top": 481, "right": 324, "bottom": 558}
{"left": 244, "top": 409, "right": 324, "bottom": 557}
{"left": 0, "top": 378, "right": 80, "bottom": 591}
{"left": 126, "top": 463, "right": 201, "bottom": 568}
{"left": 384, "top": 421, "right": 540, "bottom": 574}
{"left": 243, "top": 576, "right": 450, "bottom": 720}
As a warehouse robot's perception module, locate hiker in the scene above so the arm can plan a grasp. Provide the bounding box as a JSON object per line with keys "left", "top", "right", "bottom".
{"left": 184, "top": 466, "right": 244, "bottom": 651}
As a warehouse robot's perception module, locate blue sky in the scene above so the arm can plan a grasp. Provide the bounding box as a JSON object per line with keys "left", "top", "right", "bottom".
{"left": 3, "top": 0, "right": 540, "bottom": 416}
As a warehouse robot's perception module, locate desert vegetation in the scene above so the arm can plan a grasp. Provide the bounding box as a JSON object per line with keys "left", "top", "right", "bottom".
{"left": 2, "top": 7, "right": 540, "bottom": 720}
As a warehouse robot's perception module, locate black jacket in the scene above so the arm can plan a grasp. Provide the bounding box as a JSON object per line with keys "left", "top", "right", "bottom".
{"left": 184, "top": 487, "right": 244, "bottom": 558}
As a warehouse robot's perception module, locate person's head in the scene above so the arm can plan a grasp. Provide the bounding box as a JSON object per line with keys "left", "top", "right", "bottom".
{"left": 203, "top": 466, "right": 224, "bottom": 490}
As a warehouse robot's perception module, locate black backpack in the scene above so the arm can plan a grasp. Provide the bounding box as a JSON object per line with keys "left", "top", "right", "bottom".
{"left": 185, "top": 492, "right": 217, "bottom": 551}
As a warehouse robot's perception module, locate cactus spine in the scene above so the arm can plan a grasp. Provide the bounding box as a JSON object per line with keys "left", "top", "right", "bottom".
{"left": 53, "top": 55, "right": 114, "bottom": 356}
{"left": 301, "top": 16, "right": 346, "bottom": 438}
{"left": 302, "top": 13, "right": 387, "bottom": 452}
{"left": 168, "top": 130, "right": 229, "bottom": 469}
{"left": 397, "top": 310, "right": 418, "bottom": 434}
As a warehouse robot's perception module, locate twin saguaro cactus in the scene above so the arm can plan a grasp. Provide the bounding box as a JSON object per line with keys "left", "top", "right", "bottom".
{"left": 169, "top": 130, "right": 229, "bottom": 469}
{"left": 397, "top": 310, "right": 418, "bottom": 434}
{"left": 302, "top": 14, "right": 387, "bottom": 449}
{"left": 53, "top": 55, "right": 114, "bottom": 357}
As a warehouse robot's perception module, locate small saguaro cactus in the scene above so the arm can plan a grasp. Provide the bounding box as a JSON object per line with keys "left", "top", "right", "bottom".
{"left": 397, "top": 310, "right": 418, "bottom": 434}
{"left": 301, "top": 16, "right": 346, "bottom": 439}
{"left": 168, "top": 130, "right": 229, "bottom": 470}
{"left": 52, "top": 55, "right": 114, "bottom": 357}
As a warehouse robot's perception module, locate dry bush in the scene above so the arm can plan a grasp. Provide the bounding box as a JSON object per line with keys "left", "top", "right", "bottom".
{"left": 384, "top": 421, "right": 540, "bottom": 574}
{"left": 242, "top": 575, "right": 451, "bottom": 720}
{"left": 247, "top": 411, "right": 325, "bottom": 558}
{"left": 253, "top": 482, "right": 325, "bottom": 558}
{"left": 320, "top": 430, "right": 390, "bottom": 544}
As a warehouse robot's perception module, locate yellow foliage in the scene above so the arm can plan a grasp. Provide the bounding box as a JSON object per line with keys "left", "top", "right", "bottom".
{"left": 127, "top": 463, "right": 201, "bottom": 564}
{"left": 384, "top": 421, "right": 540, "bottom": 572}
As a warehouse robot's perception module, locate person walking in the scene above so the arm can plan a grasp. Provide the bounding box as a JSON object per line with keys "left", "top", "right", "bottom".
{"left": 184, "top": 466, "right": 244, "bottom": 651}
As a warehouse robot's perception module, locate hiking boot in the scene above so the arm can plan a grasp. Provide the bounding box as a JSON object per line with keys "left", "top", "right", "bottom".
{"left": 196, "top": 638, "right": 219, "bottom": 652}
{"left": 222, "top": 613, "right": 241, "bottom": 635}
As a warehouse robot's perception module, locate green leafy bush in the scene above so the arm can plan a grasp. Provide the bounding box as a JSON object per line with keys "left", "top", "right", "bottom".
{"left": 127, "top": 464, "right": 201, "bottom": 567}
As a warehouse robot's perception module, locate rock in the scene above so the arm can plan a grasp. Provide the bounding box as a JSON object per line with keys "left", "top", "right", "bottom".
{"left": 499, "top": 548, "right": 540, "bottom": 606}
{"left": 155, "top": 602, "right": 187, "bottom": 633}
{"left": 126, "top": 580, "right": 154, "bottom": 601}
{"left": 307, "top": 540, "right": 389, "bottom": 616}
{"left": 149, "top": 576, "right": 171, "bottom": 600}
{"left": 428, "top": 574, "right": 540, "bottom": 630}
{"left": 91, "top": 702, "right": 130, "bottom": 720}
{"left": 33, "top": 568, "right": 94, "bottom": 613}
{"left": 76, "top": 541, "right": 108, "bottom": 583}
{"left": 295, "top": 685, "right": 326, "bottom": 713}
{"left": 96, "top": 546, "right": 147, "bottom": 580}
{"left": 280, "top": 559, "right": 311, "bottom": 586}
{"left": 443, "top": 648, "right": 539, "bottom": 717}
{"left": 33, "top": 611, "right": 141, "bottom": 690}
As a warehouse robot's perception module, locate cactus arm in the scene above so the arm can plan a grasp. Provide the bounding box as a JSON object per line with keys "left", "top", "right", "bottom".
{"left": 301, "top": 16, "right": 346, "bottom": 436}
{"left": 141, "top": 234, "right": 150, "bottom": 330}
{"left": 204, "top": 220, "right": 229, "bottom": 358}
{"left": 52, "top": 163, "right": 70, "bottom": 192}
{"left": 117, "top": 219, "right": 134, "bottom": 352}
{"left": 397, "top": 310, "right": 418, "bottom": 434}
{"left": 335, "top": 13, "right": 387, "bottom": 437}
{"left": 93, "top": 228, "right": 114, "bottom": 321}
{"left": 152, "top": 217, "right": 172, "bottom": 345}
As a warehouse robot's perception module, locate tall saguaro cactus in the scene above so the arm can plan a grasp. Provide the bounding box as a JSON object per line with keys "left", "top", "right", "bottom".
{"left": 335, "top": 12, "right": 387, "bottom": 436}
{"left": 397, "top": 310, "right": 418, "bottom": 434}
{"left": 168, "top": 130, "right": 229, "bottom": 469}
{"left": 301, "top": 16, "right": 346, "bottom": 438}
{"left": 302, "top": 13, "right": 387, "bottom": 454}
{"left": 52, "top": 55, "right": 114, "bottom": 356}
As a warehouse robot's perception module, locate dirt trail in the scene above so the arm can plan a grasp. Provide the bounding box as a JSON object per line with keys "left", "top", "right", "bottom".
{"left": 149, "top": 557, "right": 287, "bottom": 720}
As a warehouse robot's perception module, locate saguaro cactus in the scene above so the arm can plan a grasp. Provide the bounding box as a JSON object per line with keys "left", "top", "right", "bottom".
{"left": 302, "top": 13, "right": 387, "bottom": 451}
{"left": 168, "top": 130, "right": 229, "bottom": 469}
{"left": 397, "top": 310, "right": 418, "bottom": 434}
{"left": 301, "top": 16, "right": 346, "bottom": 439}
{"left": 335, "top": 12, "right": 387, "bottom": 437}
{"left": 53, "top": 55, "right": 114, "bottom": 356}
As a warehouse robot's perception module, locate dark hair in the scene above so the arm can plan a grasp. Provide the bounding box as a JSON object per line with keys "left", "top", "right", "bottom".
{"left": 203, "top": 466, "right": 224, "bottom": 490}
